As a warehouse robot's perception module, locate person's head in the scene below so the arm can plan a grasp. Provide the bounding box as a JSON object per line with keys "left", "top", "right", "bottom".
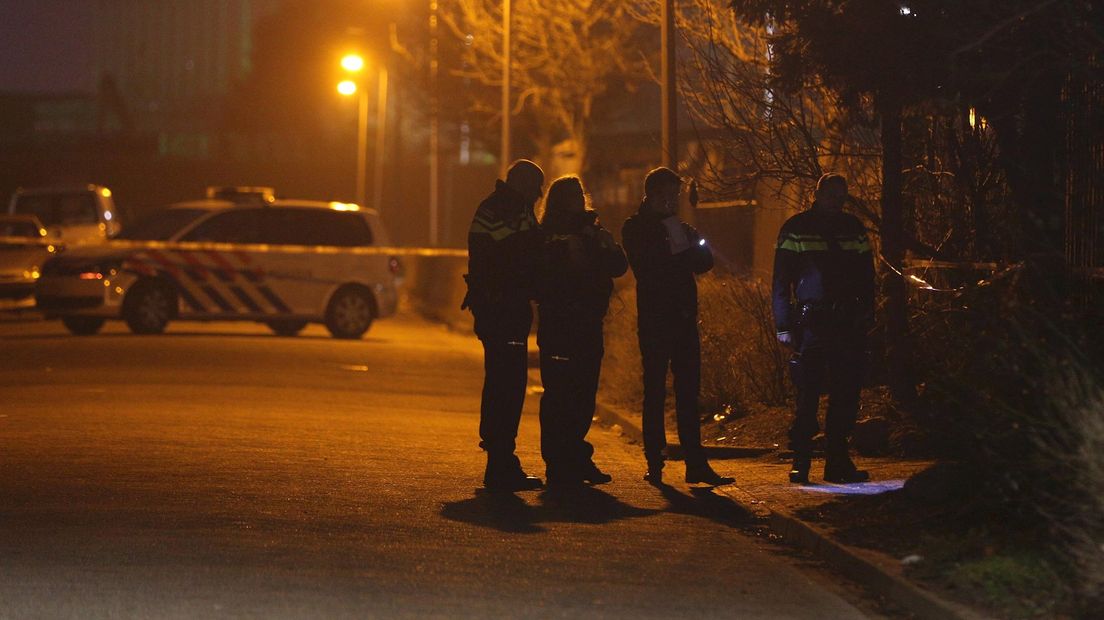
{"left": 642, "top": 166, "right": 682, "bottom": 215}
{"left": 813, "top": 173, "right": 848, "bottom": 212}
{"left": 542, "top": 176, "right": 589, "bottom": 223}
{"left": 505, "top": 159, "right": 545, "bottom": 205}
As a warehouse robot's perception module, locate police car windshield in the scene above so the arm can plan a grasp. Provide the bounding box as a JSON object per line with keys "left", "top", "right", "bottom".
{"left": 113, "top": 208, "right": 208, "bottom": 241}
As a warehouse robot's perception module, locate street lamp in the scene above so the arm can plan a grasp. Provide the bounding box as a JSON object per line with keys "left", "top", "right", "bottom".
{"left": 337, "top": 80, "right": 358, "bottom": 96}
{"left": 338, "top": 54, "right": 369, "bottom": 208}
{"left": 341, "top": 53, "right": 365, "bottom": 73}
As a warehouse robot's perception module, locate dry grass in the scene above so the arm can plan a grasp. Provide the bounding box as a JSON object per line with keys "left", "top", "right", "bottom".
{"left": 1026, "top": 355, "right": 1104, "bottom": 610}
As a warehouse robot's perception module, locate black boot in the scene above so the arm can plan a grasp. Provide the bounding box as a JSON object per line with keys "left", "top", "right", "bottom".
{"left": 581, "top": 461, "right": 612, "bottom": 485}
{"left": 789, "top": 455, "right": 811, "bottom": 484}
{"left": 823, "top": 438, "right": 869, "bottom": 483}
{"left": 484, "top": 454, "right": 544, "bottom": 491}
{"left": 685, "top": 462, "right": 735, "bottom": 486}
{"left": 643, "top": 460, "right": 664, "bottom": 485}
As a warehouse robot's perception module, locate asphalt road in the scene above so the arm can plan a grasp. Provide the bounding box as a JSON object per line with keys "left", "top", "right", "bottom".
{"left": 1, "top": 313, "right": 875, "bottom": 618}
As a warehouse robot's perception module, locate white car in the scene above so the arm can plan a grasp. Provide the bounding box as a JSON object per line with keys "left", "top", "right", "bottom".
{"left": 0, "top": 214, "right": 56, "bottom": 310}
{"left": 36, "top": 192, "right": 400, "bottom": 338}
{"left": 8, "top": 185, "right": 120, "bottom": 245}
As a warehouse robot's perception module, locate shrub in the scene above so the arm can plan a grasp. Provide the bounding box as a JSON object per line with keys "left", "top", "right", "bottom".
{"left": 908, "top": 268, "right": 1104, "bottom": 613}
{"left": 600, "top": 269, "right": 790, "bottom": 420}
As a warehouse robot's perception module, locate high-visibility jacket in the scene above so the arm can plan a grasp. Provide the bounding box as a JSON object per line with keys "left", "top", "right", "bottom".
{"left": 771, "top": 206, "right": 875, "bottom": 334}
{"left": 465, "top": 180, "right": 540, "bottom": 340}
{"left": 466, "top": 180, "right": 539, "bottom": 306}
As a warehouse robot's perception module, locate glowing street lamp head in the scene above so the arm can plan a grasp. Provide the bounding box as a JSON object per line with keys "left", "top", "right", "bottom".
{"left": 337, "top": 80, "right": 358, "bottom": 96}
{"left": 341, "top": 54, "right": 365, "bottom": 72}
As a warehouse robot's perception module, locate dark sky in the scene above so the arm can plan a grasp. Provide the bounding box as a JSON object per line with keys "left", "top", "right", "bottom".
{"left": 0, "top": 0, "right": 95, "bottom": 93}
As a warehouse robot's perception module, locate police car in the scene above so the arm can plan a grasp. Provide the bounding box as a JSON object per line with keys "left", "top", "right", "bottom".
{"left": 36, "top": 188, "right": 399, "bottom": 338}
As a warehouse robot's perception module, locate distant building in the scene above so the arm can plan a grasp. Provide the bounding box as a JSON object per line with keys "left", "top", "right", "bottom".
{"left": 91, "top": 0, "right": 285, "bottom": 156}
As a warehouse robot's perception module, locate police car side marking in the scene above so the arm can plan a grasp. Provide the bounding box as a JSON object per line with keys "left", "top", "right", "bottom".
{"left": 199, "top": 250, "right": 268, "bottom": 313}
{"left": 232, "top": 250, "right": 293, "bottom": 314}
{"left": 144, "top": 249, "right": 213, "bottom": 313}
{"left": 172, "top": 250, "right": 238, "bottom": 313}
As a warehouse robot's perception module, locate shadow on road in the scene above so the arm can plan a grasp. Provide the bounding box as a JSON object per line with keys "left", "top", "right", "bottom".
{"left": 440, "top": 485, "right": 657, "bottom": 534}
{"left": 653, "top": 483, "right": 759, "bottom": 528}
{"left": 440, "top": 491, "right": 545, "bottom": 533}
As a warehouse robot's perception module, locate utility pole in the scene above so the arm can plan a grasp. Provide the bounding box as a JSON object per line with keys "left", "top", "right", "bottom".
{"left": 500, "top": 0, "right": 511, "bottom": 178}
{"left": 661, "top": 0, "right": 677, "bottom": 169}
{"left": 356, "top": 84, "right": 369, "bottom": 209}
{"left": 373, "top": 67, "right": 389, "bottom": 213}
{"left": 429, "top": 0, "right": 440, "bottom": 246}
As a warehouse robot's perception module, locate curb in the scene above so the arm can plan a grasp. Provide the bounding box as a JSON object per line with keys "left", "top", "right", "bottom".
{"left": 761, "top": 510, "right": 987, "bottom": 620}
{"left": 580, "top": 390, "right": 989, "bottom": 620}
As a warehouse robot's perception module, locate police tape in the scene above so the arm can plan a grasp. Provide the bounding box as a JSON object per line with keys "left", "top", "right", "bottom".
{"left": 880, "top": 253, "right": 1022, "bottom": 293}
{"left": 103, "top": 239, "right": 469, "bottom": 258}
{"left": 77, "top": 242, "right": 468, "bottom": 316}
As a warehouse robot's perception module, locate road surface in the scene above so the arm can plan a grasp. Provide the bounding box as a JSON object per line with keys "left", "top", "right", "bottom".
{"left": 0, "top": 314, "right": 878, "bottom": 618}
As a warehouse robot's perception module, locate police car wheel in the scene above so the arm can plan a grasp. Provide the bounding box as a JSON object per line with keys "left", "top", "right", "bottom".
{"left": 325, "top": 287, "right": 374, "bottom": 339}
{"left": 124, "top": 279, "right": 175, "bottom": 335}
{"left": 267, "top": 319, "right": 308, "bottom": 337}
{"left": 61, "top": 316, "right": 106, "bottom": 336}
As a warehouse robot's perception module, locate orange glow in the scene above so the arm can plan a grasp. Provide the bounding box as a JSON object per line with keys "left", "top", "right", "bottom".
{"left": 79, "top": 272, "right": 104, "bottom": 280}
{"left": 329, "top": 201, "right": 360, "bottom": 211}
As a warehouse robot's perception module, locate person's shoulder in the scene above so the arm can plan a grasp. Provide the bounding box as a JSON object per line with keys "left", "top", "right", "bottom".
{"left": 839, "top": 212, "right": 867, "bottom": 232}
{"left": 780, "top": 209, "right": 814, "bottom": 233}
{"left": 621, "top": 213, "right": 640, "bottom": 234}
{"left": 475, "top": 191, "right": 499, "bottom": 216}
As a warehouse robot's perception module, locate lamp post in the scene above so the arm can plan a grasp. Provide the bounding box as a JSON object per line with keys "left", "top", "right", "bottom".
{"left": 429, "top": 0, "right": 440, "bottom": 245}
{"left": 373, "top": 66, "right": 389, "bottom": 214}
{"left": 338, "top": 53, "right": 369, "bottom": 208}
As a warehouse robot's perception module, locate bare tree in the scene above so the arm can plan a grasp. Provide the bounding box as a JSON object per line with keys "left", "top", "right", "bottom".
{"left": 444, "top": 0, "right": 646, "bottom": 174}
{"left": 627, "top": 1, "right": 882, "bottom": 215}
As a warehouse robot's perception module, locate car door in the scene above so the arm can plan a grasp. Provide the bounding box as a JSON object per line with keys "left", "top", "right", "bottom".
{"left": 170, "top": 208, "right": 278, "bottom": 317}
{"left": 256, "top": 208, "right": 329, "bottom": 316}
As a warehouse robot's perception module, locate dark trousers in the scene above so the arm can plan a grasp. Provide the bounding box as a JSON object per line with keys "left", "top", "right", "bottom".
{"left": 639, "top": 316, "right": 705, "bottom": 467}
{"left": 788, "top": 327, "right": 865, "bottom": 456}
{"left": 479, "top": 338, "right": 529, "bottom": 457}
{"left": 538, "top": 321, "right": 603, "bottom": 481}
{"left": 476, "top": 302, "right": 532, "bottom": 459}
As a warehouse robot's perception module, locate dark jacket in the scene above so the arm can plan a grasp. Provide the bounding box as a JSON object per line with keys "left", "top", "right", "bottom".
{"left": 465, "top": 180, "right": 540, "bottom": 339}
{"left": 537, "top": 209, "right": 628, "bottom": 326}
{"left": 621, "top": 206, "right": 713, "bottom": 324}
{"left": 770, "top": 206, "right": 875, "bottom": 334}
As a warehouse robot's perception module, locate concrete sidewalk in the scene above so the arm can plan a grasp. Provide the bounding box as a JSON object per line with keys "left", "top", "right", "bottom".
{"left": 569, "top": 379, "right": 989, "bottom": 620}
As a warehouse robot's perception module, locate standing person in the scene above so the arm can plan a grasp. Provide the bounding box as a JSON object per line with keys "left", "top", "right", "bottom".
{"left": 772, "top": 173, "right": 875, "bottom": 484}
{"left": 621, "top": 167, "right": 734, "bottom": 486}
{"left": 536, "top": 176, "right": 628, "bottom": 487}
{"left": 463, "top": 159, "right": 545, "bottom": 491}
